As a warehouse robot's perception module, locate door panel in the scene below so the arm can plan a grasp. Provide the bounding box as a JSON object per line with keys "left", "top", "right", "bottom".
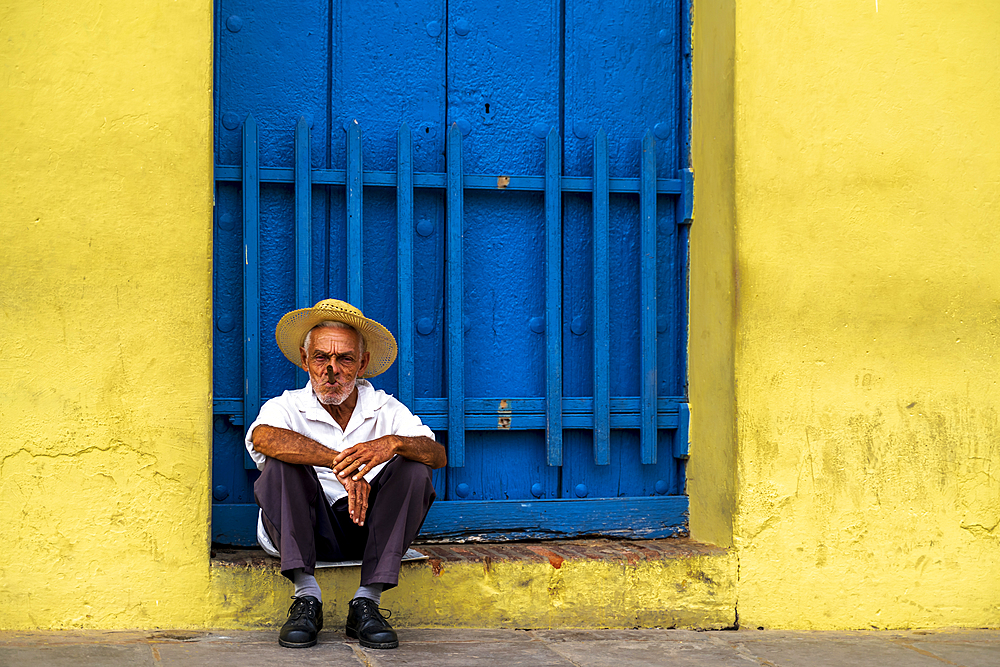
{"left": 212, "top": 0, "right": 691, "bottom": 543}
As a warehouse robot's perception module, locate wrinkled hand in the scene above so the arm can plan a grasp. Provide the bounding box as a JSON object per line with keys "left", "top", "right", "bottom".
{"left": 342, "top": 476, "right": 370, "bottom": 526}
{"left": 333, "top": 436, "right": 397, "bottom": 481}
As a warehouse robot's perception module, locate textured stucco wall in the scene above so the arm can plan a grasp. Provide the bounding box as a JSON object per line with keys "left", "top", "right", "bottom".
{"left": 210, "top": 547, "right": 738, "bottom": 630}
{"left": 0, "top": 1, "right": 214, "bottom": 628}
{"left": 3, "top": 0, "right": 998, "bottom": 632}
{"left": 720, "top": 1, "right": 1000, "bottom": 628}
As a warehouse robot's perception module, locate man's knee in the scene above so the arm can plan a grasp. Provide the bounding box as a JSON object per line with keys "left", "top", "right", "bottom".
{"left": 260, "top": 457, "right": 316, "bottom": 481}
{"left": 388, "top": 457, "right": 434, "bottom": 488}
{"left": 374, "top": 457, "right": 436, "bottom": 507}
{"left": 255, "top": 458, "right": 321, "bottom": 504}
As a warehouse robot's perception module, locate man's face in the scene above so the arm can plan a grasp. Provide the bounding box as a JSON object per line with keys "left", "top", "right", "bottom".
{"left": 300, "top": 326, "right": 370, "bottom": 406}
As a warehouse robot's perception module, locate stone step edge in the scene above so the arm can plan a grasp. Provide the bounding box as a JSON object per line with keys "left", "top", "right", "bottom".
{"left": 208, "top": 538, "right": 738, "bottom": 631}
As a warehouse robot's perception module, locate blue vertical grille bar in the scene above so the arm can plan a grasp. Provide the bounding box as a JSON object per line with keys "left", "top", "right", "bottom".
{"left": 396, "top": 124, "right": 415, "bottom": 408}
{"left": 242, "top": 115, "right": 261, "bottom": 443}
{"left": 678, "top": 168, "right": 694, "bottom": 224}
{"left": 592, "top": 129, "right": 611, "bottom": 466}
{"left": 346, "top": 120, "right": 363, "bottom": 308}
{"left": 674, "top": 402, "right": 691, "bottom": 460}
{"left": 640, "top": 131, "right": 657, "bottom": 465}
{"left": 545, "top": 127, "right": 563, "bottom": 467}
{"left": 446, "top": 123, "right": 465, "bottom": 468}
{"left": 294, "top": 117, "right": 312, "bottom": 388}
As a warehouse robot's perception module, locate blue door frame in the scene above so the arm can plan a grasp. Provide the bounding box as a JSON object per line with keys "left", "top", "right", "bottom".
{"left": 212, "top": 0, "right": 692, "bottom": 545}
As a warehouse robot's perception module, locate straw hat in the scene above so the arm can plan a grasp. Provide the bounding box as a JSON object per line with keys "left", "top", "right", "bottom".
{"left": 275, "top": 299, "right": 397, "bottom": 378}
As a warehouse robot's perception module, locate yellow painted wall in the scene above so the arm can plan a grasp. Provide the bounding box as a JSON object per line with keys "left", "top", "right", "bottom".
{"left": 210, "top": 548, "right": 738, "bottom": 630}
{"left": 0, "top": 1, "right": 215, "bottom": 627}
{"left": 3, "top": 0, "right": 998, "bottom": 632}
{"left": 691, "top": 0, "right": 1000, "bottom": 628}
{"left": 689, "top": 0, "right": 738, "bottom": 549}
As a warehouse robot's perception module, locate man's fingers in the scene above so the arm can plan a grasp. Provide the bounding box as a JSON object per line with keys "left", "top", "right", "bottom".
{"left": 344, "top": 478, "right": 369, "bottom": 526}
{"left": 332, "top": 449, "right": 352, "bottom": 471}
{"left": 338, "top": 458, "right": 364, "bottom": 478}
{"left": 348, "top": 484, "right": 366, "bottom": 526}
{"left": 337, "top": 453, "right": 373, "bottom": 479}
{"left": 349, "top": 483, "right": 367, "bottom": 526}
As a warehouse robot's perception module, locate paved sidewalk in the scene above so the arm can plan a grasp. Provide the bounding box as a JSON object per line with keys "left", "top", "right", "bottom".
{"left": 1, "top": 628, "right": 998, "bottom": 666}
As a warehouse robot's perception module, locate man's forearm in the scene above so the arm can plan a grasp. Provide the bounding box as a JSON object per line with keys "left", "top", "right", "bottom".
{"left": 394, "top": 435, "right": 447, "bottom": 469}
{"left": 252, "top": 425, "right": 336, "bottom": 468}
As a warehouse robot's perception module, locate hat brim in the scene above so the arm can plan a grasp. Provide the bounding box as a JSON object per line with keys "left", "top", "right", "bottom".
{"left": 274, "top": 302, "right": 397, "bottom": 378}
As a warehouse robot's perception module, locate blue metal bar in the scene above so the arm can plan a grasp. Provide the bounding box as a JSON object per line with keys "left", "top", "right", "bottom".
{"left": 214, "top": 165, "right": 684, "bottom": 195}
{"left": 216, "top": 395, "right": 686, "bottom": 413}
{"left": 678, "top": 168, "right": 694, "bottom": 224}
{"left": 397, "top": 124, "right": 415, "bottom": 408}
{"left": 674, "top": 403, "right": 691, "bottom": 460}
{"left": 214, "top": 395, "right": 687, "bottom": 430}
{"left": 215, "top": 395, "right": 684, "bottom": 412}
{"left": 346, "top": 120, "right": 363, "bottom": 308}
{"left": 214, "top": 495, "right": 691, "bottom": 546}
{"left": 242, "top": 115, "right": 261, "bottom": 457}
{"left": 294, "top": 117, "right": 312, "bottom": 388}
{"left": 544, "top": 127, "right": 563, "bottom": 467}
{"left": 640, "top": 131, "right": 657, "bottom": 465}
{"left": 593, "top": 129, "right": 611, "bottom": 466}
{"left": 446, "top": 124, "right": 465, "bottom": 468}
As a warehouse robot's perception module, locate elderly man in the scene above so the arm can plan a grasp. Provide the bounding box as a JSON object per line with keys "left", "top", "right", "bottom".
{"left": 245, "top": 299, "right": 445, "bottom": 650}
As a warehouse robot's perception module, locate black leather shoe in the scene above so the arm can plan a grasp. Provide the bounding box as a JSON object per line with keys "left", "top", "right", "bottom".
{"left": 278, "top": 596, "right": 323, "bottom": 648}
{"left": 345, "top": 597, "right": 399, "bottom": 649}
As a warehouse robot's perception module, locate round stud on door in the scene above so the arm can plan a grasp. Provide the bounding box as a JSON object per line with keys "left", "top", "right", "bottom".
{"left": 456, "top": 483, "right": 471, "bottom": 499}
{"left": 416, "top": 218, "right": 435, "bottom": 237}
{"left": 529, "top": 316, "right": 545, "bottom": 334}
{"left": 416, "top": 317, "right": 435, "bottom": 335}
{"left": 217, "top": 314, "right": 235, "bottom": 333}
{"left": 213, "top": 485, "right": 230, "bottom": 501}
{"left": 655, "top": 479, "right": 669, "bottom": 495}
{"left": 222, "top": 113, "right": 241, "bottom": 131}
{"left": 574, "top": 483, "right": 588, "bottom": 498}
{"left": 531, "top": 483, "right": 543, "bottom": 499}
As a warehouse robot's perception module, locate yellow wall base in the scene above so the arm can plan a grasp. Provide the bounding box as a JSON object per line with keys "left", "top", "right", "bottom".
{"left": 208, "top": 542, "right": 737, "bottom": 630}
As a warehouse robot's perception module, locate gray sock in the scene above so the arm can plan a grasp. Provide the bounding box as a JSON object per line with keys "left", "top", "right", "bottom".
{"left": 292, "top": 569, "right": 322, "bottom": 602}
{"left": 353, "top": 583, "right": 383, "bottom": 605}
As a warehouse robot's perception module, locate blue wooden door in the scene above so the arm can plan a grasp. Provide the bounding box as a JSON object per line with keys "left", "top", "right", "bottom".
{"left": 212, "top": 0, "right": 692, "bottom": 544}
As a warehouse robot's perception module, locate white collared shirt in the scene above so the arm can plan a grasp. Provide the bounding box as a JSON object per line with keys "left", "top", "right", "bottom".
{"left": 244, "top": 379, "right": 436, "bottom": 506}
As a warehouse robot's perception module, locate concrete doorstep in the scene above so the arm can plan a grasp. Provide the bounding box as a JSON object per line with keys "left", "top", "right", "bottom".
{"left": 1, "top": 628, "right": 999, "bottom": 667}
{"left": 209, "top": 538, "right": 738, "bottom": 630}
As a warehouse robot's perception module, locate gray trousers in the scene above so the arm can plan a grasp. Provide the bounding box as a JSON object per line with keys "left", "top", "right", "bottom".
{"left": 254, "top": 455, "right": 435, "bottom": 589}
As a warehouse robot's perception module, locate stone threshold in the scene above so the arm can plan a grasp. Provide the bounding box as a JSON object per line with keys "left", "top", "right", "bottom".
{"left": 208, "top": 537, "right": 737, "bottom": 630}
{"left": 211, "top": 537, "right": 727, "bottom": 569}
